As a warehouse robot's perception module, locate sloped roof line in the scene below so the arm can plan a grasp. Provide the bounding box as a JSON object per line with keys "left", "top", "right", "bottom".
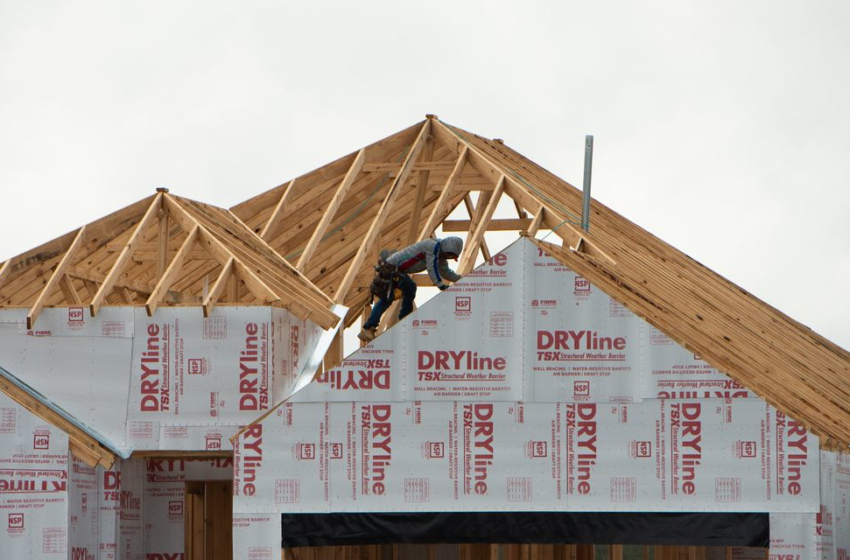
{"left": 0, "top": 364, "right": 124, "bottom": 468}
{"left": 0, "top": 191, "right": 340, "bottom": 330}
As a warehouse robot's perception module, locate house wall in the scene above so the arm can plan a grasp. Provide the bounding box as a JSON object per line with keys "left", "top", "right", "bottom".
{"left": 233, "top": 240, "right": 834, "bottom": 559}
{"left": 0, "top": 305, "right": 327, "bottom": 457}
{"left": 0, "top": 390, "right": 69, "bottom": 558}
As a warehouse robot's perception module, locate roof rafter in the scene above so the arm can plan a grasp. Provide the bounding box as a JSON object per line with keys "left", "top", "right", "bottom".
{"left": 27, "top": 225, "right": 87, "bottom": 329}
{"left": 297, "top": 149, "right": 366, "bottom": 271}
{"left": 162, "top": 194, "right": 281, "bottom": 307}
{"left": 145, "top": 224, "right": 199, "bottom": 316}
{"left": 90, "top": 193, "right": 164, "bottom": 317}
{"left": 260, "top": 179, "right": 296, "bottom": 241}
{"left": 406, "top": 133, "right": 435, "bottom": 245}
{"left": 203, "top": 257, "right": 235, "bottom": 317}
{"left": 336, "top": 119, "right": 433, "bottom": 303}
{"left": 418, "top": 146, "right": 468, "bottom": 241}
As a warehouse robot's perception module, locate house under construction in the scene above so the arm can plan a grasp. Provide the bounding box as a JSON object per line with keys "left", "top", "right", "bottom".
{"left": 0, "top": 115, "right": 848, "bottom": 560}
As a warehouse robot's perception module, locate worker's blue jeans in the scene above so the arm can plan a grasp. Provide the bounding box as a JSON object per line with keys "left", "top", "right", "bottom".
{"left": 363, "top": 274, "right": 417, "bottom": 329}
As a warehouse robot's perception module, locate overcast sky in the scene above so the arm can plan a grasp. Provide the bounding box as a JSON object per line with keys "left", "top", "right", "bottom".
{"left": 1, "top": 1, "right": 848, "bottom": 350}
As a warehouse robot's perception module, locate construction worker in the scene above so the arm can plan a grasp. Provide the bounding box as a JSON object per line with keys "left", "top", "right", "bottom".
{"left": 358, "top": 236, "right": 464, "bottom": 342}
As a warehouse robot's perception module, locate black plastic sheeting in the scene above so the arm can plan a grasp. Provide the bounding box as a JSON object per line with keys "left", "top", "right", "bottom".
{"left": 282, "top": 512, "right": 769, "bottom": 548}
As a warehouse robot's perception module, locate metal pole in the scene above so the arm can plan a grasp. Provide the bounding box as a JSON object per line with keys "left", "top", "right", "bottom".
{"left": 581, "top": 135, "right": 594, "bottom": 232}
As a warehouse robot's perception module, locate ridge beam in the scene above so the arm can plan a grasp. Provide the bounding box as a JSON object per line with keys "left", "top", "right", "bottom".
{"left": 27, "top": 225, "right": 87, "bottom": 329}
{"left": 298, "top": 149, "right": 365, "bottom": 272}
{"left": 90, "top": 194, "right": 163, "bottom": 317}
{"left": 336, "top": 120, "right": 432, "bottom": 303}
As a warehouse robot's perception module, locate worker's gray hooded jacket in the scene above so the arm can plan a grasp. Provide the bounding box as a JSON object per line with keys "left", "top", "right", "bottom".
{"left": 385, "top": 237, "right": 463, "bottom": 289}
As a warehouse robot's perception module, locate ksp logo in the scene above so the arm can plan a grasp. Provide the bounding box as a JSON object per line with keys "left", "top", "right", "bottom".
{"left": 188, "top": 358, "right": 206, "bottom": 375}
{"left": 8, "top": 513, "right": 24, "bottom": 531}
{"left": 33, "top": 432, "right": 50, "bottom": 450}
{"left": 531, "top": 441, "right": 548, "bottom": 458}
{"left": 205, "top": 435, "right": 222, "bottom": 451}
{"left": 455, "top": 297, "right": 471, "bottom": 314}
{"left": 633, "top": 441, "right": 652, "bottom": 458}
{"left": 330, "top": 443, "right": 343, "bottom": 459}
{"left": 167, "top": 501, "right": 183, "bottom": 519}
{"left": 428, "top": 442, "right": 444, "bottom": 458}
{"left": 412, "top": 320, "right": 419, "bottom": 327}
{"left": 574, "top": 381, "right": 590, "bottom": 398}
{"left": 298, "top": 443, "right": 316, "bottom": 460}
{"left": 574, "top": 277, "right": 590, "bottom": 293}
{"left": 531, "top": 300, "right": 539, "bottom": 308}
{"left": 68, "top": 307, "right": 84, "bottom": 322}
{"left": 737, "top": 441, "right": 756, "bottom": 458}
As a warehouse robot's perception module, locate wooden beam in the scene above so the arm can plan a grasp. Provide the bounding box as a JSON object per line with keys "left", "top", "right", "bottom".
{"left": 525, "top": 206, "right": 545, "bottom": 237}
{"left": 513, "top": 199, "right": 528, "bottom": 219}
{"left": 146, "top": 225, "right": 199, "bottom": 316}
{"left": 432, "top": 120, "right": 601, "bottom": 257}
{"left": 0, "top": 375, "right": 114, "bottom": 469}
{"left": 0, "top": 260, "right": 10, "bottom": 292}
{"left": 68, "top": 267, "right": 155, "bottom": 298}
{"left": 362, "top": 162, "right": 454, "bottom": 172}
{"left": 120, "top": 287, "right": 134, "bottom": 304}
{"left": 442, "top": 218, "right": 533, "bottom": 232}
{"left": 260, "top": 179, "right": 296, "bottom": 241}
{"left": 90, "top": 194, "right": 163, "bottom": 317}
{"left": 297, "top": 149, "right": 366, "bottom": 271}
{"left": 164, "top": 195, "right": 283, "bottom": 306}
{"left": 69, "top": 439, "right": 111, "bottom": 469}
{"left": 459, "top": 176, "right": 504, "bottom": 275}
{"left": 203, "top": 257, "right": 234, "bottom": 317}
{"left": 58, "top": 274, "right": 82, "bottom": 305}
{"left": 336, "top": 120, "right": 432, "bottom": 303}
{"left": 406, "top": 134, "right": 435, "bottom": 244}
{"left": 323, "top": 329, "right": 344, "bottom": 371}
{"left": 27, "top": 225, "right": 87, "bottom": 329}
{"left": 185, "top": 199, "right": 338, "bottom": 327}
{"left": 417, "top": 146, "right": 468, "bottom": 241}
{"left": 430, "top": 179, "right": 496, "bottom": 192}
{"left": 157, "top": 208, "right": 169, "bottom": 279}
{"left": 131, "top": 250, "right": 213, "bottom": 262}
{"left": 462, "top": 194, "right": 491, "bottom": 262}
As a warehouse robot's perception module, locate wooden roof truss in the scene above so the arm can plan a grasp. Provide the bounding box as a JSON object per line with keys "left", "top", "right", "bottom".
{"left": 2, "top": 115, "right": 850, "bottom": 452}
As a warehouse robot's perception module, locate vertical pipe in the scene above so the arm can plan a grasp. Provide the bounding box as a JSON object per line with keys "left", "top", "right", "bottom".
{"left": 581, "top": 135, "right": 594, "bottom": 232}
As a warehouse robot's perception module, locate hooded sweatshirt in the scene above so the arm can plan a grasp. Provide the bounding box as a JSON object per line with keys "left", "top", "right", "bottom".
{"left": 385, "top": 236, "right": 463, "bottom": 289}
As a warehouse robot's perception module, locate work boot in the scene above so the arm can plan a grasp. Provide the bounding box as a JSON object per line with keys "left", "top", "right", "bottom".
{"left": 358, "top": 327, "right": 377, "bottom": 342}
